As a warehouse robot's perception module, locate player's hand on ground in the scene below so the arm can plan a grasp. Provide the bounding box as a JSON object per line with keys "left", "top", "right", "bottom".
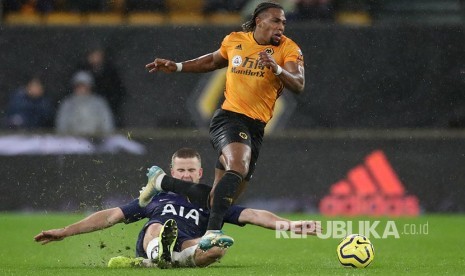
{"left": 291, "top": 220, "right": 322, "bottom": 236}
{"left": 145, "top": 58, "right": 177, "bottom": 73}
{"left": 257, "top": 51, "right": 279, "bottom": 73}
{"left": 34, "top": 229, "right": 66, "bottom": 245}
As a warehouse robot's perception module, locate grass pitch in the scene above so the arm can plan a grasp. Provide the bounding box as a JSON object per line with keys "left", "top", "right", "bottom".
{"left": 1, "top": 213, "right": 464, "bottom": 275}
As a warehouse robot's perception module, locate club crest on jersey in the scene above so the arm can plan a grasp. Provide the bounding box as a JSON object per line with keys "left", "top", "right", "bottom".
{"left": 264, "top": 48, "right": 274, "bottom": 55}
{"left": 239, "top": 132, "right": 248, "bottom": 140}
{"left": 232, "top": 55, "right": 242, "bottom": 67}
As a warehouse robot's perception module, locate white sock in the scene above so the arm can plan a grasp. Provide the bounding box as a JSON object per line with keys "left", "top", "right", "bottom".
{"left": 172, "top": 245, "right": 197, "bottom": 267}
{"left": 155, "top": 174, "right": 165, "bottom": 191}
{"left": 141, "top": 259, "right": 156, "bottom": 268}
{"left": 146, "top": 238, "right": 160, "bottom": 260}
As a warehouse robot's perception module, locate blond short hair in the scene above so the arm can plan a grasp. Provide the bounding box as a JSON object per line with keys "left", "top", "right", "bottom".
{"left": 170, "top": 148, "right": 202, "bottom": 168}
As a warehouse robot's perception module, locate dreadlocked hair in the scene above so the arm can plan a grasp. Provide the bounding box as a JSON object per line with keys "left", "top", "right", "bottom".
{"left": 241, "top": 1, "right": 284, "bottom": 32}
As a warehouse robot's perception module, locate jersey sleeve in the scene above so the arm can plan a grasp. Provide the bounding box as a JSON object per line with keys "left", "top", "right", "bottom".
{"left": 283, "top": 40, "right": 304, "bottom": 67}
{"left": 223, "top": 205, "right": 246, "bottom": 226}
{"left": 219, "top": 34, "right": 232, "bottom": 59}
{"left": 118, "top": 199, "right": 147, "bottom": 224}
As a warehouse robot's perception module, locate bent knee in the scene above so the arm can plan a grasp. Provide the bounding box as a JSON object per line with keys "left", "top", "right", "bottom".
{"left": 224, "top": 158, "right": 250, "bottom": 177}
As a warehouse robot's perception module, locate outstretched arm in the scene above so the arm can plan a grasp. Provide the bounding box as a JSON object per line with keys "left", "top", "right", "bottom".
{"left": 145, "top": 50, "right": 228, "bottom": 74}
{"left": 34, "top": 208, "right": 125, "bottom": 245}
{"left": 238, "top": 208, "right": 320, "bottom": 235}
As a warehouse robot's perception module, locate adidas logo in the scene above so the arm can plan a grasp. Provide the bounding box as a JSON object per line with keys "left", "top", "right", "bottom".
{"left": 235, "top": 44, "right": 242, "bottom": 50}
{"left": 319, "top": 150, "right": 420, "bottom": 217}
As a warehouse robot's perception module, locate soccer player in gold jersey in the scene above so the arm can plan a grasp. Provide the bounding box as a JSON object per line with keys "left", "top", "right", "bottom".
{"left": 142, "top": 1, "right": 305, "bottom": 250}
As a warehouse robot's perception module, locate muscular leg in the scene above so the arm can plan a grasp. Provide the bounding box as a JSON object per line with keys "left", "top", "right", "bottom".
{"left": 179, "top": 239, "right": 227, "bottom": 267}
{"left": 141, "top": 223, "right": 164, "bottom": 262}
{"left": 220, "top": 142, "right": 251, "bottom": 177}
{"left": 207, "top": 142, "right": 251, "bottom": 230}
{"left": 213, "top": 156, "right": 226, "bottom": 185}
{"left": 142, "top": 223, "right": 163, "bottom": 252}
{"left": 142, "top": 220, "right": 177, "bottom": 269}
{"left": 214, "top": 155, "right": 248, "bottom": 201}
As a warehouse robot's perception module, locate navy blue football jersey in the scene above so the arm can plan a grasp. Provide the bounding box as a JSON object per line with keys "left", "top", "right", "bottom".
{"left": 119, "top": 192, "right": 246, "bottom": 239}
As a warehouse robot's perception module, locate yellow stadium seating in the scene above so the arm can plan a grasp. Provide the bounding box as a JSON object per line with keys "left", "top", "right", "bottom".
{"left": 4, "top": 13, "right": 43, "bottom": 25}
{"left": 336, "top": 11, "right": 372, "bottom": 26}
{"left": 86, "top": 12, "right": 124, "bottom": 25}
{"left": 168, "top": 12, "right": 206, "bottom": 25}
{"left": 127, "top": 12, "right": 166, "bottom": 25}
{"left": 43, "top": 12, "right": 82, "bottom": 25}
{"left": 208, "top": 12, "right": 242, "bottom": 25}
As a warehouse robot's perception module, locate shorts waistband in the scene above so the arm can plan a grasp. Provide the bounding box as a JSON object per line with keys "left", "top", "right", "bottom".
{"left": 220, "top": 108, "right": 267, "bottom": 127}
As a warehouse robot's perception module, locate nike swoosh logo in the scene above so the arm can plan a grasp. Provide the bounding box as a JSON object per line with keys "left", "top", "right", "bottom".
{"left": 159, "top": 199, "right": 169, "bottom": 202}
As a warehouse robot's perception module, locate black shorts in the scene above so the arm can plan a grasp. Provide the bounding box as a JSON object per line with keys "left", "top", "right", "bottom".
{"left": 209, "top": 109, "right": 266, "bottom": 180}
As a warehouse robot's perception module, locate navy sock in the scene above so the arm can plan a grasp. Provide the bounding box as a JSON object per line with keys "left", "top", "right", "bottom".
{"left": 161, "top": 176, "right": 211, "bottom": 208}
{"left": 187, "top": 184, "right": 212, "bottom": 209}
{"left": 161, "top": 176, "right": 194, "bottom": 194}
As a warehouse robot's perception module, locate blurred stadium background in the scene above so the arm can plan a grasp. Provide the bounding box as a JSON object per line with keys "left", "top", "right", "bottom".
{"left": 0, "top": 0, "right": 464, "bottom": 215}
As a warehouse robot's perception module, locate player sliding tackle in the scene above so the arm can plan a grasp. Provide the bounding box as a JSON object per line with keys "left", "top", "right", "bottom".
{"left": 35, "top": 148, "right": 320, "bottom": 268}
{"left": 143, "top": 1, "right": 305, "bottom": 250}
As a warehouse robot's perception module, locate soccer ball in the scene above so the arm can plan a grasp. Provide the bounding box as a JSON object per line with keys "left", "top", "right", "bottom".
{"left": 337, "top": 234, "right": 374, "bottom": 268}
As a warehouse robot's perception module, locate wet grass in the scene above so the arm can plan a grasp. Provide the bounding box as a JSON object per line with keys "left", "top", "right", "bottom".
{"left": 1, "top": 212, "right": 464, "bottom": 275}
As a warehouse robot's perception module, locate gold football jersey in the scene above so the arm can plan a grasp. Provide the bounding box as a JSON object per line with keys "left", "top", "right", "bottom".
{"left": 219, "top": 31, "right": 304, "bottom": 123}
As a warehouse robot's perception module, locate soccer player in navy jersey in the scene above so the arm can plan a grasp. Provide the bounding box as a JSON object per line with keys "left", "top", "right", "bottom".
{"left": 35, "top": 148, "right": 320, "bottom": 268}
